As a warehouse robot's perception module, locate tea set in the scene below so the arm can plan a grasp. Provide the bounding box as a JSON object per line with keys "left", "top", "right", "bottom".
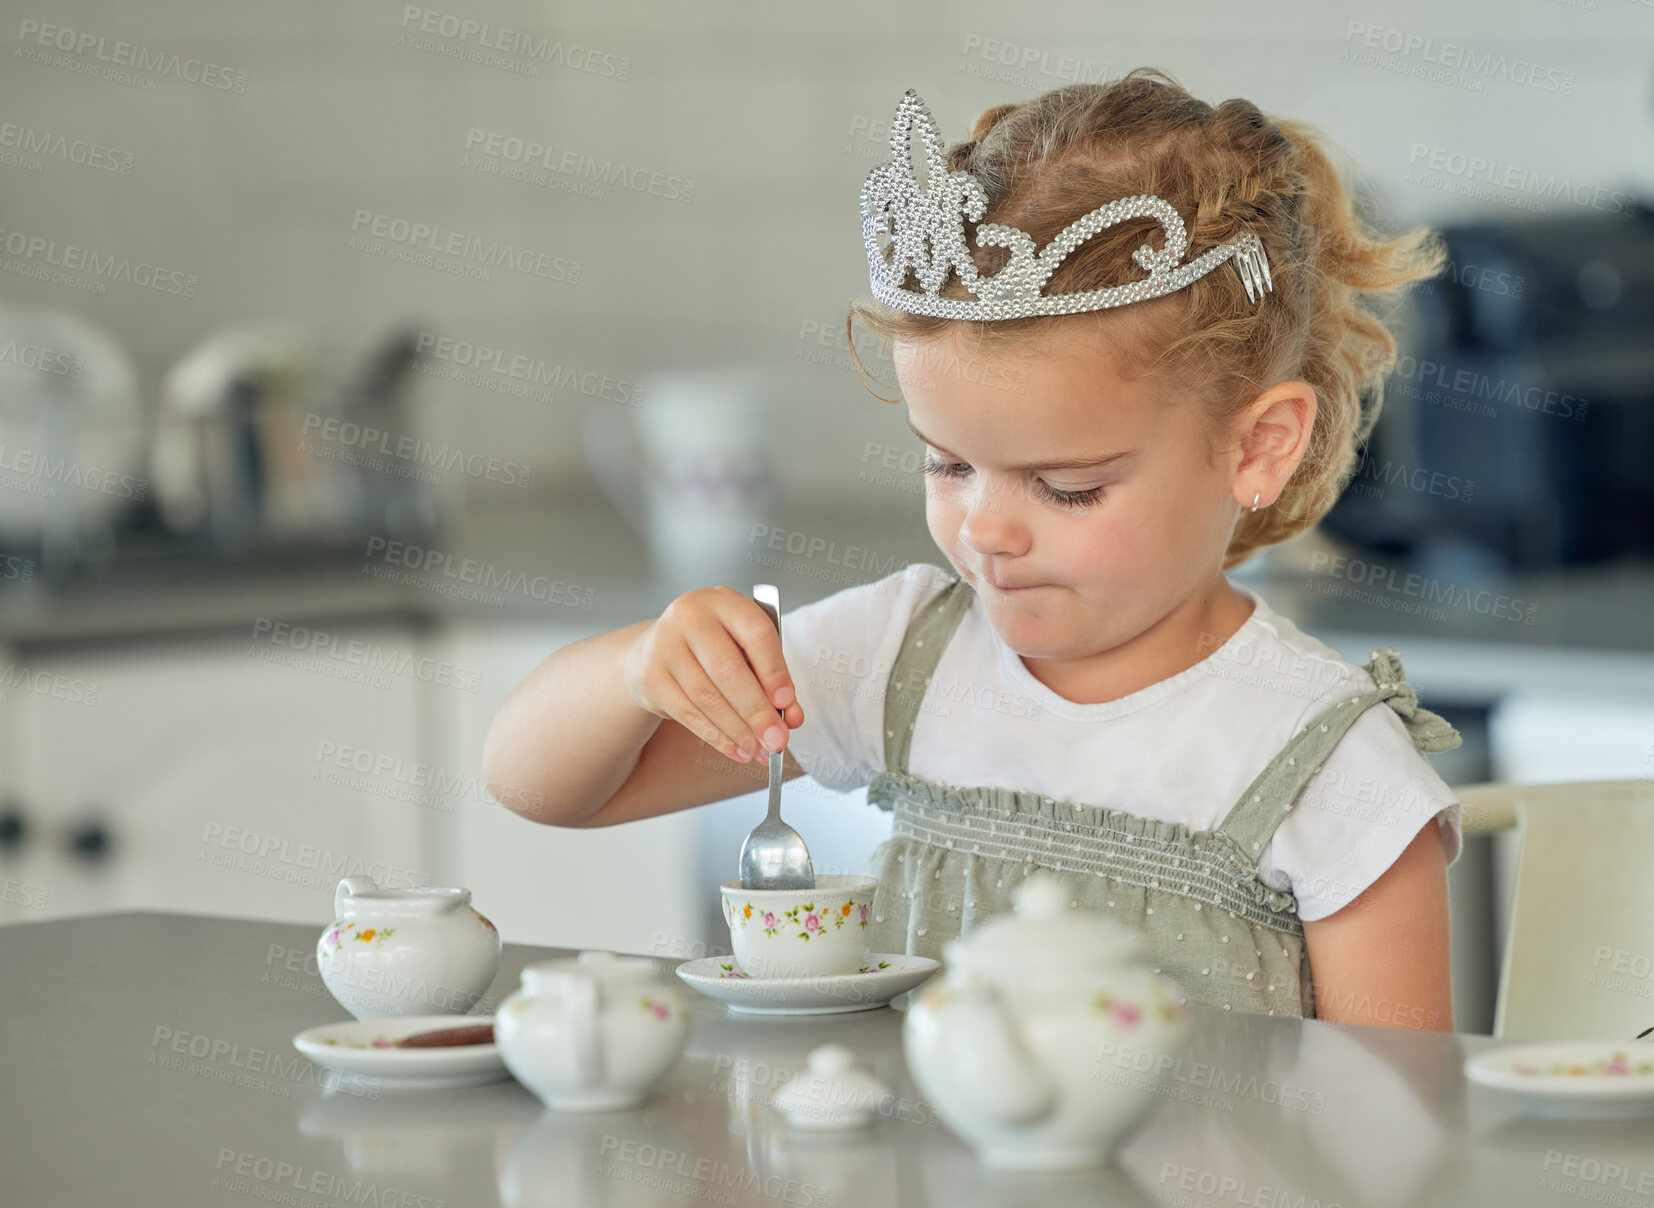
{"left": 289, "top": 586, "right": 1224, "bottom": 1168}
{"left": 295, "top": 857, "right": 1202, "bottom": 1169}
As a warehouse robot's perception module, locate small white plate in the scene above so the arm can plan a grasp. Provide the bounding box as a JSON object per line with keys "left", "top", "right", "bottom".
{"left": 1465, "top": 1041, "right": 1654, "bottom": 1118}
{"left": 675, "top": 953, "right": 940, "bottom": 1015}
{"left": 293, "top": 1015, "right": 509, "bottom": 1089}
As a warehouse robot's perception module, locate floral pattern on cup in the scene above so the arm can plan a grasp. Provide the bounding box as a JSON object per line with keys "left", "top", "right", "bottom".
{"left": 473, "top": 910, "right": 497, "bottom": 933}
{"left": 785, "top": 902, "right": 827, "bottom": 940}
{"left": 727, "top": 896, "right": 869, "bottom": 937}
{"left": 1512, "top": 1052, "right": 1654, "bottom": 1077}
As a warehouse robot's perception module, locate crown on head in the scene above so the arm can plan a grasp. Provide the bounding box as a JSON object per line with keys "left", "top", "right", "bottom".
{"left": 859, "top": 89, "right": 1273, "bottom": 321}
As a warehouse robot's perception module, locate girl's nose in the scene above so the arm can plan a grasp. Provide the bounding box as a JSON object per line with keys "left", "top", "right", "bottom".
{"left": 956, "top": 483, "right": 1031, "bottom": 558}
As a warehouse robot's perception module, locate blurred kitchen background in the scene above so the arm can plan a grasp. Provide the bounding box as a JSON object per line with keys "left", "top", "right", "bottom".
{"left": 0, "top": 0, "right": 1650, "bottom": 1035}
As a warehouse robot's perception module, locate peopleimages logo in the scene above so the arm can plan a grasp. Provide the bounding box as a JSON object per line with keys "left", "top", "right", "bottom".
{"left": 14, "top": 18, "right": 250, "bottom": 92}
{"left": 299, "top": 413, "right": 530, "bottom": 488}
{"left": 1406, "top": 143, "right": 1635, "bottom": 218}
{"left": 1342, "top": 20, "right": 1575, "bottom": 95}
{"left": 361, "top": 536, "right": 597, "bottom": 611}
{"left": 0, "top": 336, "right": 84, "bottom": 376}
{"left": 597, "top": 1137, "right": 825, "bottom": 1207}
{"left": 1306, "top": 551, "right": 1538, "bottom": 625}
{"left": 413, "top": 331, "right": 644, "bottom": 407}
{"left": 1346, "top": 456, "right": 1473, "bottom": 504}
{"left": 348, "top": 209, "right": 581, "bottom": 284}
{"left": 397, "top": 6, "right": 631, "bottom": 79}
{"left": 0, "top": 120, "right": 134, "bottom": 174}
{"left": 211, "top": 1148, "right": 444, "bottom": 1208}
{"left": 0, "top": 225, "right": 198, "bottom": 295}
{"left": 462, "top": 128, "right": 694, "bottom": 202}
{"left": 0, "top": 662, "right": 98, "bottom": 706}
{"left": 1390, "top": 355, "right": 1589, "bottom": 422}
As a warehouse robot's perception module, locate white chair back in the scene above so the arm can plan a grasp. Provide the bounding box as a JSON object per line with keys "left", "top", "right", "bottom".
{"left": 1456, "top": 780, "right": 1654, "bottom": 1042}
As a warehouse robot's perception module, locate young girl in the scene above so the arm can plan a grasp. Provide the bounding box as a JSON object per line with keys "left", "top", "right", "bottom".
{"left": 483, "top": 70, "right": 1464, "bottom": 1031}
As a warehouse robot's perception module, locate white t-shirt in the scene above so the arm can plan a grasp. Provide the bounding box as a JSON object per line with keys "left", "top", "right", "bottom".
{"left": 779, "top": 562, "right": 1463, "bottom": 923}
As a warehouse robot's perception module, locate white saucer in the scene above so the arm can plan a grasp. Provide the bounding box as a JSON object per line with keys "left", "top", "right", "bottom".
{"left": 675, "top": 954, "right": 940, "bottom": 1015}
{"left": 293, "top": 1015, "right": 509, "bottom": 1089}
{"left": 1465, "top": 1041, "right": 1654, "bottom": 1118}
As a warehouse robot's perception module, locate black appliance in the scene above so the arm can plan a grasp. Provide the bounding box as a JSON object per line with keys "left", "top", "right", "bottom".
{"left": 1320, "top": 205, "right": 1654, "bottom": 569}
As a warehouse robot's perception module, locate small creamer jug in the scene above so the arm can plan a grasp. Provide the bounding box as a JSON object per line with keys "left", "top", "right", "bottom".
{"left": 495, "top": 951, "right": 690, "bottom": 1111}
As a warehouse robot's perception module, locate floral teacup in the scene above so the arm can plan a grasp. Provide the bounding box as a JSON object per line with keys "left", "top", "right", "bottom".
{"left": 720, "top": 875, "right": 877, "bottom": 980}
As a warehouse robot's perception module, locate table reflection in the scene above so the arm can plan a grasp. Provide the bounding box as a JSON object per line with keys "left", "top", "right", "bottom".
{"left": 298, "top": 1079, "right": 541, "bottom": 1178}
{"left": 288, "top": 989, "right": 1495, "bottom": 1208}
{"left": 1118, "top": 1013, "right": 1469, "bottom": 1207}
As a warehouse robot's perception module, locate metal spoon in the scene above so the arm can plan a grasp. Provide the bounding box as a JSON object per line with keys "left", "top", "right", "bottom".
{"left": 738, "top": 584, "right": 816, "bottom": 891}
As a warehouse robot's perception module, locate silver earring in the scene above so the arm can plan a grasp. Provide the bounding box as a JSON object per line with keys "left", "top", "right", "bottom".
{"left": 1250, "top": 491, "right": 1261, "bottom": 512}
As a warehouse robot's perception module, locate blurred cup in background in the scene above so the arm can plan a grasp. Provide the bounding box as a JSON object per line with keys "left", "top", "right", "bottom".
{"left": 580, "top": 366, "right": 778, "bottom": 592}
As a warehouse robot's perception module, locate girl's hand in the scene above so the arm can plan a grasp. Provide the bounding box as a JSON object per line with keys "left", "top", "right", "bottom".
{"left": 623, "top": 586, "right": 804, "bottom": 764}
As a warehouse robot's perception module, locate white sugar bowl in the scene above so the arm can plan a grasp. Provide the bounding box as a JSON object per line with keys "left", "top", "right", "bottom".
{"left": 495, "top": 951, "right": 690, "bottom": 1112}
{"left": 318, "top": 877, "right": 502, "bottom": 1020}
{"left": 902, "top": 872, "right": 1190, "bottom": 1171}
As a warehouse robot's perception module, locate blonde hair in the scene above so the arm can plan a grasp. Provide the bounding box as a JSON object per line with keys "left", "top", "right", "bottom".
{"left": 847, "top": 68, "right": 1447, "bottom": 569}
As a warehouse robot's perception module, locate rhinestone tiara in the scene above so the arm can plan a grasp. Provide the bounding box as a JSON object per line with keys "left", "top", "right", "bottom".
{"left": 859, "top": 89, "right": 1273, "bottom": 321}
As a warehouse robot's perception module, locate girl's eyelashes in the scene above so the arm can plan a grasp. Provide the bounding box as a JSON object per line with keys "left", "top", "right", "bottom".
{"left": 919, "top": 456, "right": 1107, "bottom": 510}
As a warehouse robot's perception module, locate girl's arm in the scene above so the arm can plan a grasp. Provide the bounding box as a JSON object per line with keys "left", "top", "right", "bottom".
{"left": 481, "top": 617, "right": 807, "bottom": 829}
{"left": 1300, "top": 823, "right": 1455, "bottom": 1031}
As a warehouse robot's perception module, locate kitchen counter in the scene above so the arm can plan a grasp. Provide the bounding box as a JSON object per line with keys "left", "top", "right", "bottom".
{"left": 0, "top": 499, "right": 673, "bottom": 650}
{"left": 3, "top": 495, "right": 1654, "bottom": 704}
{"left": 3, "top": 910, "right": 1644, "bottom": 1208}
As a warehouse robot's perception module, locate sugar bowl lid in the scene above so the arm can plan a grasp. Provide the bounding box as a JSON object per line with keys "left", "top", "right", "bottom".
{"left": 772, "top": 1044, "right": 893, "bottom": 1130}
{"left": 944, "top": 871, "right": 1145, "bottom": 975}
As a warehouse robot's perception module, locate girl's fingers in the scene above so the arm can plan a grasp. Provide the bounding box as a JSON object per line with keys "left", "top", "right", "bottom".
{"left": 686, "top": 623, "right": 789, "bottom": 754}
{"left": 721, "top": 595, "right": 799, "bottom": 729}
{"left": 670, "top": 646, "right": 770, "bottom": 759}
{"left": 655, "top": 674, "right": 755, "bottom": 763}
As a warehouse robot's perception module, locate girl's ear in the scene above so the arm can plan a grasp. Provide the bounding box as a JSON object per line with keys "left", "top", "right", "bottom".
{"left": 1234, "top": 381, "right": 1316, "bottom": 507}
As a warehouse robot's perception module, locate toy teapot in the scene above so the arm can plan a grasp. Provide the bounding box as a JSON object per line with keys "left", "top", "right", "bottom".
{"left": 902, "top": 872, "right": 1190, "bottom": 1170}
{"left": 495, "top": 951, "right": 690, "bottom": 1112}
{"left": 318, "top": 877, "right": 501, "bottom": 1020}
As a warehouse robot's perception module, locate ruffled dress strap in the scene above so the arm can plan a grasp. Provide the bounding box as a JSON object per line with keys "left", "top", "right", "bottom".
{"left": 1214, "top": 646, "right": 1463, "bottom": 863}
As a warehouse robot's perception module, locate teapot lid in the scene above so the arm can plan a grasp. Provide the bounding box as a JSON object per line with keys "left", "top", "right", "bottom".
{"left": 520, "top": 950, "right": 662, "bottom": 994}
{"left": 945, "top": 872, "right": 1145, "bottom": 975}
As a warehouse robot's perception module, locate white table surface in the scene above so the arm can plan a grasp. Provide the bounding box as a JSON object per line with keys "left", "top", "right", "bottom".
{"left": 2, "top": 911, "right": 1647, "bottom": 1208}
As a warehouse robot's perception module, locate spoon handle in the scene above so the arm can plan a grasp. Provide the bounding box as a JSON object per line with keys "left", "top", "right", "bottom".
{"left": 752, "top": 585, "right": 784, "bottom": 820}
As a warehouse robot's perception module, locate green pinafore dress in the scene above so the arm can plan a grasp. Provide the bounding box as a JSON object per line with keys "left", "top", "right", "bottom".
{"left": 862, "top": 572, "right": 1463, "bottom": 1019}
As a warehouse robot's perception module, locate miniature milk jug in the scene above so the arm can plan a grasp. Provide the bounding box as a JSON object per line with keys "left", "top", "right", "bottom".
{"left": 495, "top": 951, "right": 690, "bottom": 1111}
